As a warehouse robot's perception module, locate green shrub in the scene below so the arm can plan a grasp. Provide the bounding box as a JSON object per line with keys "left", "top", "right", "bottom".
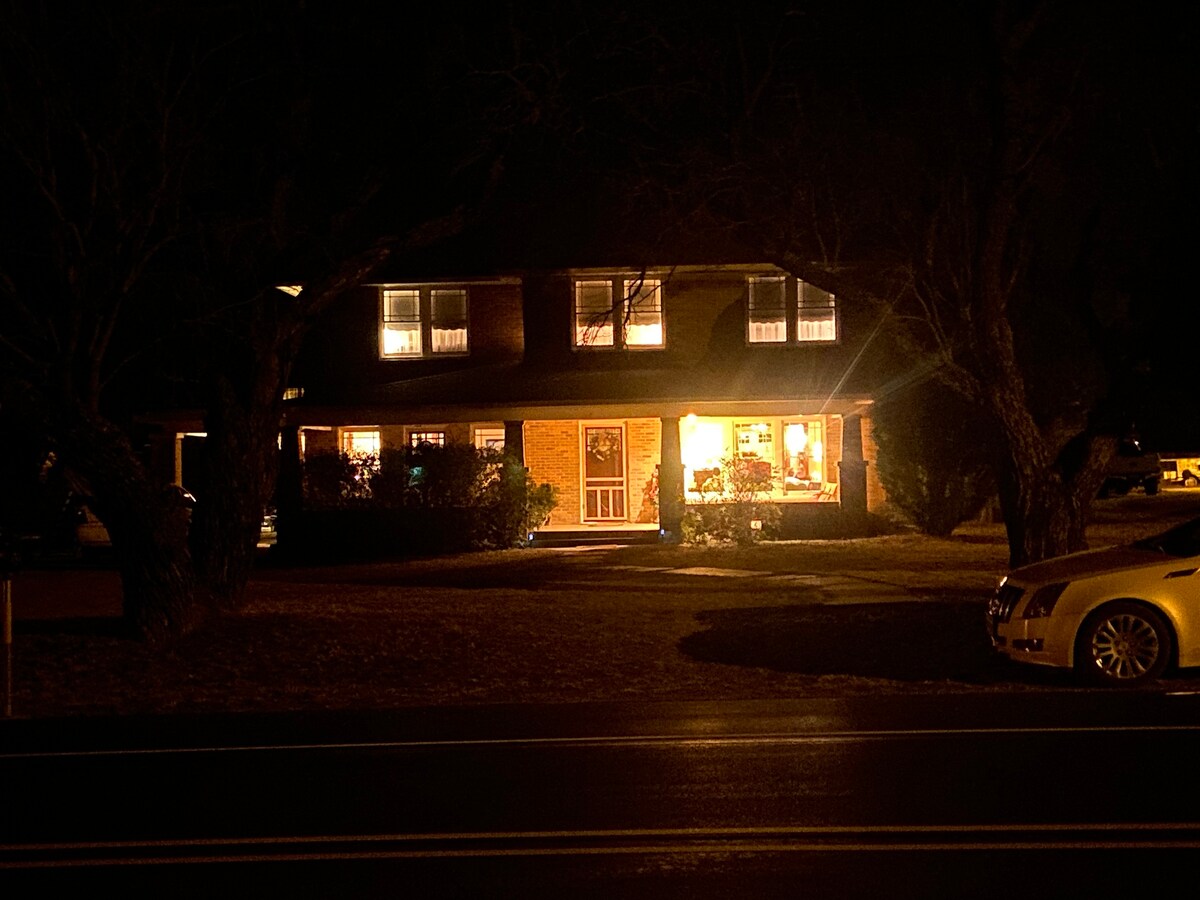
{"left": 298, "top": 444, "right": 557, "bottom": 551}
{"left": 300, "top": 451, "right": 376, "bottom": 508}
{"left": 681, "top": 455, "right": 781, "bottom": 545}
{"left": 871, "top": 381, "right": 996, "bottom": 536}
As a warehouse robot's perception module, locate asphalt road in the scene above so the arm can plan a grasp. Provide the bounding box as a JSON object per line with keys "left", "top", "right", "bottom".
{"left": 4, "top": 693, "right": 1200, "bottom": 897}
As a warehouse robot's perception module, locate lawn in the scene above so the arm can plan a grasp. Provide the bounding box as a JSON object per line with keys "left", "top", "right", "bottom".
{"left": 8, "top": 492, "right": 1200, "bottom": 718}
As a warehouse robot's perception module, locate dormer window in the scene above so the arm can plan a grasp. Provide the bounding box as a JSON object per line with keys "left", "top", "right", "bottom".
{"left": 381, "top": 286, "right": 469, "bottom": 358}
{"left": 747, "top": 276, "right": 836, "bottom": 344}
{"left": 574, "top": 277, "right": 664, "bottom": 350}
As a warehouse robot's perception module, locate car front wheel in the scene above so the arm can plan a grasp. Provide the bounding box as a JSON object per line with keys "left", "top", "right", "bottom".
{"left": 1075, "top": 602, "right": 1172, "bottom": 686}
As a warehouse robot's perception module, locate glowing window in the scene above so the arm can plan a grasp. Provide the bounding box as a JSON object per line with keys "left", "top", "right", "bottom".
{"left": 798, "top": 282, "right": 837, "bottom": 342}
{"left": 747, "top": 275, "right": 836, "bottom": 344}
{"left": 381, "top": 286, "right": 469, "bottom": 358}
{"left": 409, "top": 431, "right": 446, "bottom": 448}
{"left": 735, "top": 422, "right": 774, "bottom": 462}
{"left": 783, "top": 420, "right": 824, "bottom": 484}
{"left": 574, "top": 281, "right": 615, "bottom": 347}
{"left": 342, "top": 429, "right": 380, "bottom": 457}
{"left": 474, "top": 428, "right": 505, "bottom": 450}
{"left": 624, "top": 278, "right": 663, "bottom": 347}
{"left": 574, "top": 277, "right": 665, "bottom": 349}
{"left": 748, "top": 276, "right": 787, "bottom": 343}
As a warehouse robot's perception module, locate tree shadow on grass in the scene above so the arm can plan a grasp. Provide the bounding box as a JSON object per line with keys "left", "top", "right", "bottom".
{"left": 679, "top": 601, "right": 1008, "bottom": 682}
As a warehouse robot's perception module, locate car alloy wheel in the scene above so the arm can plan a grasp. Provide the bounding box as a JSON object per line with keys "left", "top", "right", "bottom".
{"left": 1076, "top": 602, "right": 1171, "bottom": 686}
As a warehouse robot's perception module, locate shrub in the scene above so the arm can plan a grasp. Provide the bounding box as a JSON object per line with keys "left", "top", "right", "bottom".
{"left": 681, "top": 455, "right": 781, "bottom": 545}
{"left": 298, "top": 444, "right": 557, "bottom": 552}
{"left": 301, "top": 451, "right": 376, "bottom": 508}
{"left": 871, "top": 381, "right": 996, "bottom": 536}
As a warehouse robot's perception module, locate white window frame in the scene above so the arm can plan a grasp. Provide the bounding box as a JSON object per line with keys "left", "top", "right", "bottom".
{"left": 473, "top": 427, "right": 506, "bottom": 451}
{"left": 380, "top": 285, "right": 469, "bottom": 359}
{"left": 747, "top": 275, "right": 837, "bottom": 345}
{"left": 573, "top": 276, "right": 665, "bottom": 350}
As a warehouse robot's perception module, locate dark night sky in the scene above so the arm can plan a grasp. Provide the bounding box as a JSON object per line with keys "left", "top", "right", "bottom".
{"left": 1, "top": 2, "right": 1196, "bottom": 445}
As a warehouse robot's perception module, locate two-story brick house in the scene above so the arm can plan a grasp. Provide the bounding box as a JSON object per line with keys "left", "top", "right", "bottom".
{"left": 278, "top": 260, "right": 887, "bottom": 541}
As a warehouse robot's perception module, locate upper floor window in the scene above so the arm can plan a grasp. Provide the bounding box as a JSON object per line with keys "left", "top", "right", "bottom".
{"left": 381, "top": 286, "right": 468, "bottom": 358}
{"left": 748, "top": 276, "right": 837, "bottom": 344}
{"left": 574, "top": 277, "right": 664, "bottom": 350}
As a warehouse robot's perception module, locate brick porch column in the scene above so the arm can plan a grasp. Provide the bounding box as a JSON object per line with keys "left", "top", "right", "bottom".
{"left": 658, "top": 416, "right": 685, "bottom": 541}
{"left": 838, "top": 414, "right": 868, "bottom": 521}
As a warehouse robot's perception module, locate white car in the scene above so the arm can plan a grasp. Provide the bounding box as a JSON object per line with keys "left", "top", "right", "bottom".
{"left": 988, "top": 517, "right": 1200, "bottom": 685}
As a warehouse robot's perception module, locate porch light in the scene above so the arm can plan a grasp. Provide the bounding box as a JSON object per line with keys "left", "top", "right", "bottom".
{"left": 785, "top": 423, "right": 808, "bottom": 456}
{"left": 681, "top": 418, "right": 726, "bottom": 470}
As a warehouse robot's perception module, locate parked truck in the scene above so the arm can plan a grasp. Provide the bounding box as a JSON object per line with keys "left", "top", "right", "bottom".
{"left": 1099, "top": 440, "right": 1161, "bottom": 497}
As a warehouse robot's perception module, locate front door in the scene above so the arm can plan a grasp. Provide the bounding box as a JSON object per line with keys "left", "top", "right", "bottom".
{"left": 582, "top": 425, "right": 627, "bottom": 522}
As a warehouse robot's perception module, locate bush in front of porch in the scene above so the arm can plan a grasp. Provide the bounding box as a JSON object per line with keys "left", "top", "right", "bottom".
{"left": 279, "top": 444, "right": 557, "bottom": 560}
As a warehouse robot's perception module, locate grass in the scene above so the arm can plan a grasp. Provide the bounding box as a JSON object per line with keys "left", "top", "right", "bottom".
{"left": 8, "top": 492, "right": 1200, "bottom": 719}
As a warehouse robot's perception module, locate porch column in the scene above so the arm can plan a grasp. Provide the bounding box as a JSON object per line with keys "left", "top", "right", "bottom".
{"left": 503, "top": 420, "right": 525, "bottom": 466}
{"left": 277, "top": 425, "right": 302, "bottom": 519}
{"left": 658, "top": 416, "right": 685, "bottom": 542}
{"left": 838, "top": 414, "right": 869, "bottom": 521}
{"left": 173, "top": 432, "right": 185, "bottom": 486}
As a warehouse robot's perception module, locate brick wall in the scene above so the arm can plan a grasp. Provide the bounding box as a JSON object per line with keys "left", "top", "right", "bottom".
{"left": 524, "top": 418, "right": 663, "bottom": 526}
{"left": 625, "top": 418, "right": 662, "bottom": 523}
{"left": 524, "top": 420, "right": 582, "bottom": 526}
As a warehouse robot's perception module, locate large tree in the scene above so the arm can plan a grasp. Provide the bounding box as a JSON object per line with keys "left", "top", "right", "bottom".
{"left": 551, "top": 2, "right": 1192, "bottom": 565}
{"left": 0, "top": 3, "right": 517, "bottom": 640}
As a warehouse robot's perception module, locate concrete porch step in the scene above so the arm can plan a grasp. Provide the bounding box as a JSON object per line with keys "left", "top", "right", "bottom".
{"left": 530, "top": 528, "right": 661, "bottom": 549}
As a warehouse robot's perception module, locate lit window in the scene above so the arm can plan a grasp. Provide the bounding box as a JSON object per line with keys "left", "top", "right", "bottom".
{"left": 342, "top": 429, "right": 380, "bottom": 457}
{"left": 798, "top": 282, "right": 837, "bottom": 342}
{"left": 473, "top": 428, "right": 505, "bottom": 451}
{"left": 574, "top": 281, "right": 615, "bottom": 347}
{"left": 409, "top": 431, "right": 446, "bottom": 448}
{"left": 431, "top": 289, "right": 468, "bottom": 353}
{"left": 783, "top": 420, "right": 824, "bottom": 487}
{"left": 748, "top": 277, "right": 787, "bottom": 343}
{"left": 624, "top": 278, "right": 663, "bottom": 347}
{"left": 735, "top": 422, "right": 774, "bottom": 462}
{"left": 747, "top": 275, "right": 836, "bottom": 344}
{"left": 381, "top": 286, "right": 469, "bottom": 358}
{"left": 574, "top": 277, "right": 664, "bottom": 349}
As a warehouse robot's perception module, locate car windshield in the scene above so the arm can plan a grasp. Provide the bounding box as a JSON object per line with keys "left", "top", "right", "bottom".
{"left": 1131, "top": 517, "right": 1200, "bottom": 557}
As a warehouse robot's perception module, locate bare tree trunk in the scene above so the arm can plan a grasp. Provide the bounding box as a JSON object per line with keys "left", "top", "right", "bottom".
{"left": 993, "top": 419, "right": 1115, "bottom": 567}
{"left": 53, "top": 408, "right": 204, "bottom": 643}
{"left": 190, "top": 374, "right": 286, "bottom": 610}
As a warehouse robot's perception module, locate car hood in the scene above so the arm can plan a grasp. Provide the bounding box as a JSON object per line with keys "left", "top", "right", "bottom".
{"left": 1007, "top": 545, "right": 1178, "bottom": 585}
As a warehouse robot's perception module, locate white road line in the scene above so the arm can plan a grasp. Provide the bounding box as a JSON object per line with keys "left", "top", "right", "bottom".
{"left": 5, "top": 823, "right": 1200, "bottom": 867}
{"left": 4, "top": 724, "right": 1200, "bottom": 760}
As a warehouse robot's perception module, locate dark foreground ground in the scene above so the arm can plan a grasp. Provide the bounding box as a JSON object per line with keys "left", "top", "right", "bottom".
{"left": 7, "top": 492, "right": 1200, "bottom": 718}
